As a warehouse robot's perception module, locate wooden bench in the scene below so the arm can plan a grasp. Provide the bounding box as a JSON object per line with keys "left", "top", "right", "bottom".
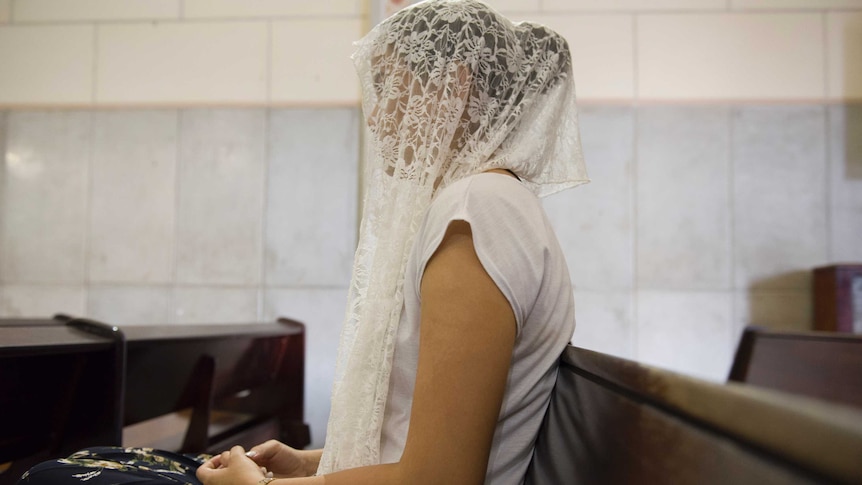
{"left": 0, "top": 316, "right": 309, "bottom": 485}
{"left": 729, "top": 326, "right": 862, "bottom": 409}
{"left": 524, "top": 345, "right": 862, "bottom": 484}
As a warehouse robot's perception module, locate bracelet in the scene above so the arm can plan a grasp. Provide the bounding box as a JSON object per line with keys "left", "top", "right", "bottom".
{"left": 258, "top": 478, "right": 275, "bottom": 485}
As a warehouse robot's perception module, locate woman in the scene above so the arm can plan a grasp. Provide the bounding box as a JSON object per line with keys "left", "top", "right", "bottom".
{"left": 19, "top": 1, "right": 587, "bottom": 484}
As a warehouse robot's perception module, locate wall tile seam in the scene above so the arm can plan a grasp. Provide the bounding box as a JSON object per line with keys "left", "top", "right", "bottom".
{"left": 3, "top": 15, "right": 364, "bottom": 27}
{"left": 257, "top": 105, "right": 273, "bottom": 322}
{"left": 169, "top": 109, "right": 182, "bottom": 323}
{"left": 82, "top": 109, "right": 95, "bottom": 317}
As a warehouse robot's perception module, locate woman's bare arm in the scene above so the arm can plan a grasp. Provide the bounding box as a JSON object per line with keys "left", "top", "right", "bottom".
{"left": 199, "top": 220, "right": 516, "bottom": 485}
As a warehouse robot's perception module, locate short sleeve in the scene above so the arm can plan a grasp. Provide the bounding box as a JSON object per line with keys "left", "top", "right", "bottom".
{"left": 412, "top": 174, "right": 550, "bottom": 335}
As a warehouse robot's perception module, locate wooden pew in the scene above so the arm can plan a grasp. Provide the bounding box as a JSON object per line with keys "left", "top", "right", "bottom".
{"left": 0, "top": 316, "right": 309, "bottom": 484}
{"left": 121, "top": 317, "right": 310, "bottom": 452}
{"left": 524, "top": 346, "right": 862, "bottom": 484}
{"left": 728, "top": 326, "right": 862, "bottom": 409}
{"left": 0, "top": 317, "right": 123, "bottom": 485}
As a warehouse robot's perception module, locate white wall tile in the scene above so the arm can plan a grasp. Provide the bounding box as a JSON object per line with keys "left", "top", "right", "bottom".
{"left": 88, "top": 285, "right": 171, "bottom": 325}
{"left": 827, "top": 12, "right": 862, "bottom": 100}
{"left": 490, "top": 0, "right": 540, "bottom": 12}
{"left": 2, "top": 111, "right": 89, "bottom": 283}
{"left": 271, "top": 19, "right": 362, "bottom": 104}
{"left": 733, "top": 0, "right": 862, "bottom": 9}
{"left": 0, "top": 26, "right": 93, "bottom": 105}
{"left": 0, "top": 0, "right": 10, "bottom": 23}
{"left": 544, "top": 0, "right": 725, "bottom": 11}
{"left": 828, "top": 104, "right": 862, "bottom": 261}
{"left": 639, "top": 14, "right": 825, "bottom": 100}
{"left": 176, "top": 109, "right": 265, "bottom": 285}
{"left": 506, "top": 14, "right": 634, "bottom": 100}
{"left": 544, "top": 106, "right": 634, "bottom": 290}
{"left": 571, "top": 290, "right": 634, "bottom": 359}
{"left": 266, "top": 109, "right": 358, "bottom": 287}
{"left": 733, "top": 106, "right": 828, "bottom": 289}
{"left": 0, "top": 285, "right": 84, "bottom": 317}
{"left": 637, "top": 290, "right": 734, "bottom": 381}
{"left": 173, "top": 287, "right": 258, "bottom": 324}
{"left": 184, "top": 0, "right": 361, "bottom": 18}
{"left": 637, "top": 106, "right": 731, "bottom": 289}
{"left": 97, "top": 22, "right": 267, "bottom": 105}
{"left": 263, "top": 288, "right": 348, "bottom": 449}
{"left": 733, "top": 290, "right": 812, "bottom": 338}
{"left": 89, "top": 111, "right": 176, "bottom": 283}
{"left": 13, "top": 0, "right": 178, "bottom": 22}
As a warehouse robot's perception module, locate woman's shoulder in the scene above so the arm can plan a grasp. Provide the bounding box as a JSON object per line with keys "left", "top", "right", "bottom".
{"left": 438, "top": 172, "right": 537, "bottom": 209}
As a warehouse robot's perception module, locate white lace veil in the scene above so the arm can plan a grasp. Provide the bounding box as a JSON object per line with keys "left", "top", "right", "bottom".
{"left": 318, "top": 0, "right": 588, "bottom": 473}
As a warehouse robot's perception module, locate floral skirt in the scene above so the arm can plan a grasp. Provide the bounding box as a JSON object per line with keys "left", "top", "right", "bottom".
{"left": 18, "top": 447, "right": 208, "bottom": 485}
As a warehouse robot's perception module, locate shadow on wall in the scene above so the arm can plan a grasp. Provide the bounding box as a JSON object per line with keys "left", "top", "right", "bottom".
{"left": 745, "top": 270, "right": 813, "bottom": 333}
{"left": 845, "top": 104, "right": 862, "bottom": 180}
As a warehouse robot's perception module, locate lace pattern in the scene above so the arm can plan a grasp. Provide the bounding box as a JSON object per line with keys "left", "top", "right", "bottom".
{"left": 318, "top": 0, "right": 589, "bottom": 474}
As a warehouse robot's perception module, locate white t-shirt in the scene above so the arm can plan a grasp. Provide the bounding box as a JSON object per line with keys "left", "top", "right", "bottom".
{"left": 379, "top": 172, "right": 576, "bottom": 484}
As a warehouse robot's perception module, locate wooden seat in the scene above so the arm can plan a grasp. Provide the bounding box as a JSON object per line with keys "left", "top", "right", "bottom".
{"left": 728, "top": 326, "right": 862, "bottom": 409}
{"left": 524, "top": 345, "right": 862, "bottom": 484}
{"left": 0, "top": 316, "right": 124, "bottom": 485}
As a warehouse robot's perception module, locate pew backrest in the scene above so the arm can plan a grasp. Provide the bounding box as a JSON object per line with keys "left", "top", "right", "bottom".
{"left": 524, "top": 345, "right": 862, "bottom": 484}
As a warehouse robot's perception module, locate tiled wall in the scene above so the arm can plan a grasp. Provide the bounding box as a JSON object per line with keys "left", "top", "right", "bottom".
{"left": 544, "top": 103, "right": 861, "bottom": 381}
{"left": 1, "top": 0, "right": 861, "bottom": 447}
{"left": 0, "top": 108, "right": 360, "bottom": 448}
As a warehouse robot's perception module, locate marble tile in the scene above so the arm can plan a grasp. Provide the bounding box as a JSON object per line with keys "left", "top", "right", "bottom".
{"left": 828, "top": 104, "right": 862, "bottom": 261}
{"left": 734, "top": 0, "right": 862, "bottom": 9}
{"left": 831, "top": 207, "right": 862, "bottom": 262}
{"left": 636, "top": 290, "right": 734, "bottom": 382}
{"left": 544, "top": 0, "right": 724, "bottom": 10}
{"left": 638, "top": 14, "right": 824, "bottom": 100}
{"left": 13, "top": 0, "right": 179, "bottom": 22}
{"left": 263, "top": 288, "right": 349, "bottom": 449}
{"left": 0, "top": 0, "right": 10, "bottom": 23}
{"left": 492, "top": 0, "right": 540, "bottom": 11}
{"left": 0, "top": 285, "right": 85, "bottom": 317}
{"left": 732, "top": 106, "right": 828, "bottom": 290}
{"left": 543, "top": 106, "right": 634, "bottom": 291}
{"left": 176, "top": 109, "right": 265, "bottom": 285}
{"left": 89, "top": 111, "right": 176, "bottom": 284}
{"left": 271, "top": 19, "right": 362, "bottom": 104}
{"left": 2, "top": 111, "right": 89, "bottom": 284}
{"left": 87, "top": 285, "right": 171, "bottom": 326}
{"left": 266, "top": 109, "right": 359, "bottom": 287}
{"left": 173, "top": 287, "right": 259, "bottom": 324}
{"left": 506, "top": 14, "right": 634, "bottom": 100}
{"left": 97, "top": 22, "right": 267, "bottom": 105}
{"left": 827, "top": 12, "right": 862, "bottom": 100}
{"left": 184, "top": 0, "right": 361, "bottom": 17}
{"left": 733, "top": 290, "right": 812, "bottom": 340}
{"left": 637, "top": 106, "right": 731, "bottom": 290}
{"left": 571, "top": 290, "right": 635, "bottom": 359}
{"left": 0, "top": 26, "right": 93, "bottom": 105}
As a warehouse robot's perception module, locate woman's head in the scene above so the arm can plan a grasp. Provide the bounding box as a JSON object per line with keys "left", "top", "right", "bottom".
{"left": 354, "top": 0, "right": 583, "bottom": 195}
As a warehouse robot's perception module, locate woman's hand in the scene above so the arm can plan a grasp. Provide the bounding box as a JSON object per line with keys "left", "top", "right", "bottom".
{"left": 247, "top": 440, "right": 319, "bottom": 478}
{"left": 197, "top": 445, "right": 264, "bottom": 485}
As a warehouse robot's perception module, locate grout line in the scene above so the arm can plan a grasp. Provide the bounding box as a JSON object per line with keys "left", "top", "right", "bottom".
{"left": 266, "top": 20, "right": 273, "bottom": 105}
{"left": 823, "top": 104, "right": 833, "bottom": 263}
{"left": 630, "top": 102, "right": 639, "bottom": 361}
{"left": 169, "top": 109, "right": 182, "bottom": 323}
{"left": 91, "top": 24, "right": 98, "bottom": 105}
{"left": 726, "top": 102, "right": 737, "bottom": 340}
{"left": 82, "top": 109, "right": 95, "bottom": 317}
{"left": 0, "top": 111, "right": 6, "bottom": 286}
{"left": 259, "top": 108, "right": 272, "bottom": 321}
{"left": 822, "top": 11, "right": 830, "bottom": 100}
{"left": 632, "top": 14, "right": 639, "bottom": 102}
